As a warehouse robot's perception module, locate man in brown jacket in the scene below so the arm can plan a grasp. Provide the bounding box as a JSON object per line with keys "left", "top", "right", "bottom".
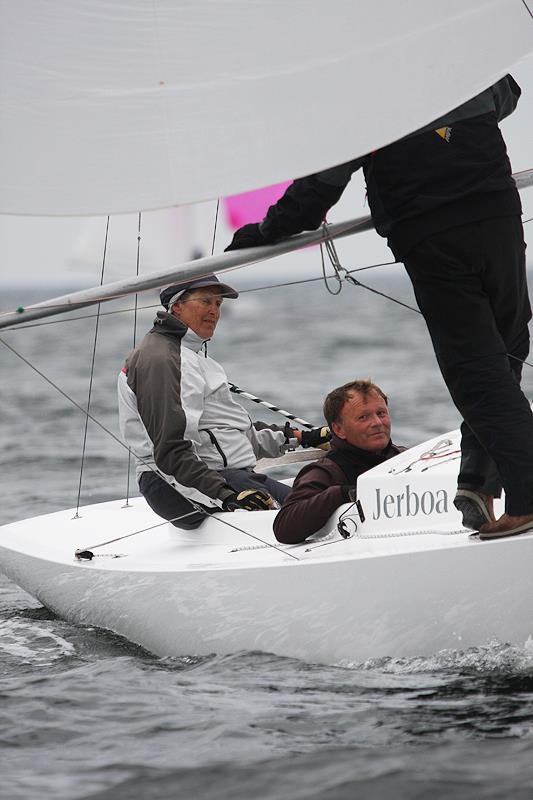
{"left": 274, "top": 380, "right": 405, "bottom": 544}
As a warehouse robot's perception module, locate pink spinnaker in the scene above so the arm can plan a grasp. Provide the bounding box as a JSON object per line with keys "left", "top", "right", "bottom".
{"left": 224, "top": 182, "right": 291, "bottom": 229}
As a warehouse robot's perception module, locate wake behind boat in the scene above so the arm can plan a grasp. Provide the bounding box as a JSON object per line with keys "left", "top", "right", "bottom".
{"left": 1, "top": 428, "right": 532, "bottom": 665}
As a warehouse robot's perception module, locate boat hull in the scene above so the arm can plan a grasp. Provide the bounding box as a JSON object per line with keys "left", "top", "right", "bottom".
{"left": 0, "top": 497, "right": 531, "bottom": 664}
{"left": 1, "top": 431, "right": 532, "bottom": 664}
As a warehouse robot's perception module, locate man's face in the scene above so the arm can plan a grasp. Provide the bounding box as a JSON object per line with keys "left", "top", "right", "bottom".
{"left": 332, "top": 390, "right": 391, "bottom": 452}
{"left": 171, "top": 286, "right": 223, "bottom": 340}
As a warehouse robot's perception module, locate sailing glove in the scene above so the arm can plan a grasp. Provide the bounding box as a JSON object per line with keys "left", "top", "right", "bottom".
{"left": 300, "top": 426, "right": 332, "bottom": 449}
{"left": 225, "top": 223, "right": 267, "bottom": 251}
{"left": 222, "top": 489, "right": 276, "bottom": 512}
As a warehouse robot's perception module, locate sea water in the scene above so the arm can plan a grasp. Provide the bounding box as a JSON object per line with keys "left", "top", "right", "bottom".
{"left": 2, "top": 273, "right": 533, "bottom": 799}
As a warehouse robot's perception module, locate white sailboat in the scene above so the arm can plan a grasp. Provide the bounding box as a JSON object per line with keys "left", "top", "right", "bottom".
{"left": 1, "top": 1, "right": 533, "bottom": 664}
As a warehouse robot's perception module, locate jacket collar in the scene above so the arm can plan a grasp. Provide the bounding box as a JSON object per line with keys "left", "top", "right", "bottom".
{"left": 152, "top": 311, "right": 209, "bottom": 353}
{"left": 330, "top": 433, "right": 395, "bottom": 464}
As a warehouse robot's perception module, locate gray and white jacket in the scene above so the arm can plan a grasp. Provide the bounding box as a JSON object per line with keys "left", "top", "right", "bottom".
{"left": 117, "top": 312, "right": 286, "bottom": 509}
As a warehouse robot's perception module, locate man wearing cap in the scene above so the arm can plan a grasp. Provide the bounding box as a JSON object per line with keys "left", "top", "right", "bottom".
{"left": 118, "top": 274, "right": 329, "bottom": 529}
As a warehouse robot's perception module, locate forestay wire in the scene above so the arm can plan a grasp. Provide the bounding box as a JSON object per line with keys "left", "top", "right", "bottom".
{"left": 124, "top": 212, "right": 142, "bottom": 507}
{"left": 74, "top": 216, "right": 109, "bottom": 517}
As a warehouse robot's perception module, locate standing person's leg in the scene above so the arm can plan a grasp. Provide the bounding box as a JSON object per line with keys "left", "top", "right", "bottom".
{"left": 455, "top": 420, "right": 500, "bottom": 528}
{"left": 403, "top": 216, "right": 533, "bottom": 530}
{"left": 457, "top": 421, "right": 501, "bottom": 497}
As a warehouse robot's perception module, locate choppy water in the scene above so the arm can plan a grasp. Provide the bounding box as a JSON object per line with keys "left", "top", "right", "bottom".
{"left": 2, "top": 273, "right": 533, "bottom": 799}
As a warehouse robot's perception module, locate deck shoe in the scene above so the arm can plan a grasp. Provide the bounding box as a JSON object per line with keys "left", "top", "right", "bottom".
{"left": 453, "top": 489, "right": 495, "bottom": 530}
{"left": 479, "top": 513, "right": 533, "bottom": 540}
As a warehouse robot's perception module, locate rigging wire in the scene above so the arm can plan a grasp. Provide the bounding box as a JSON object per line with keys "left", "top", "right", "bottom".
{"left": 125, "top": 212, "right": 142, "bottom": 507}
{"left": 211, "top": 199, "right": 220, "bottom": 256}
{"left": 0, "top": 261, "right": 399, "bottom": 331}
{"left": 520, "top": 0, "right": 533, "bottom": 22}
{"left": 74, "top": 504, "right": 299, "bottom": 561}
{"left": 2, "top": 210, "right": 533, "bottom": 556}
{"left": 344, "top": 272, "right": 421, "bottom": 315}
{"left": 4, "top": 210, "right": 532, "bottom": 329}
{"left": 2, "top": 214, "right": 532, "bottom": 327}
{"left": 0, "top": 331, "right": 299, "bottom": 559}
{"left": 74, "top": 216, "right": 109, "bottom": 518}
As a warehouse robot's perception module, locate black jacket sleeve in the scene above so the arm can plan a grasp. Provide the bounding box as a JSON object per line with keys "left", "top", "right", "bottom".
{"left": 259, "top": 160, "right": 363, "bottom": 242}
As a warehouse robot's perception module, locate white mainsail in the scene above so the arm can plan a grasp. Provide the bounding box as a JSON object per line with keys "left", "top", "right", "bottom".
{"left": 1, "top": 0, "right": 532, "bottom": 215}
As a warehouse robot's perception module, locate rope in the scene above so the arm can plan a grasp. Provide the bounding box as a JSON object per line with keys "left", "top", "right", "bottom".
{"left": 354, "top": 527, "right": 468, "bottom": 540}
{"left": 320, "top": 221, "right": 421, "bottom": 314}
{"left": 302, "top": 522, "right": 468, "bottom": 550}
{"left": 228, "top": 382, "right": 315, "bottom": 429}
{"left": 74, "top": 216, "right": 109, "bottom": 517}
{"left": 319, "top": 231, "right": 342, "bottom": 294}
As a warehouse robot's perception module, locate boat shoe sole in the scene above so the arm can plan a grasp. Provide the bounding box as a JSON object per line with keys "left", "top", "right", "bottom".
{"left": 479, "top": 519, "right": 533, "bottom": 540}
{"left": 453, "top": 489, "right": 493, "bottom": 531}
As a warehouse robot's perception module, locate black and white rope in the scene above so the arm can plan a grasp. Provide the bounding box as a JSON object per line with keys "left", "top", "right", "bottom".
{"left": 228, "top": 383, "right": 315, "bottom": 429}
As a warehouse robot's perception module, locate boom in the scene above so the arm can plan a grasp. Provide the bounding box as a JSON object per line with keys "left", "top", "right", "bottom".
{"left": 1, "top": 167, "right": 532, "bottom": 330}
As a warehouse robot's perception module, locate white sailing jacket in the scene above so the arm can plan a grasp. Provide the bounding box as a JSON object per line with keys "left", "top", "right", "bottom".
{"left": 117, "top": 312, "right": 286, "bottom": 509}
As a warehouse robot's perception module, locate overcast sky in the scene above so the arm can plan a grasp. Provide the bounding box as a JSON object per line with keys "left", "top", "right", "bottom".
{"left": 1, "top": 54, "right": 532, "bottom": 296}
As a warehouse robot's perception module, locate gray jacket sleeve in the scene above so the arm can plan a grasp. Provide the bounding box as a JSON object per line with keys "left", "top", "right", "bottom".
{"left": 127, "top": 345, "right": 233, "bottom": 505}
{"left": 249, "top": 421, "right": 287, "bottom": 459}
{"left": 424, "top": 74, "right": 520, "bottom": 133}
{"left": 491, "top": 74, "right": 521, "bottom": 121}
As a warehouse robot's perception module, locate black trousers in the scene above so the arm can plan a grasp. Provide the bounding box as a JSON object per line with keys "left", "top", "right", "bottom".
{"left": 139, "top": 468, "right": 291, "bottom": 530}
{"left": 403, "top": 215, "right": 533, "bottom": 515}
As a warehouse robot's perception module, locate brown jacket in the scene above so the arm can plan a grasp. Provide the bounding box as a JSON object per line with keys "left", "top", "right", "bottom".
{"left": 273, "top": 436, "right": 405, "bottom": 544}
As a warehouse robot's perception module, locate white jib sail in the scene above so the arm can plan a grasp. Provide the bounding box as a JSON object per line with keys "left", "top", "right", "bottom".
{"left": 1, "top": 0, "right": 532, "bottom": 216}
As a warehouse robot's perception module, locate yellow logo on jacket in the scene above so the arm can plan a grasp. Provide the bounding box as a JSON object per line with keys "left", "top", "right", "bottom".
{"left": 435, "top": 126, "right": 452, "bottom": 142}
